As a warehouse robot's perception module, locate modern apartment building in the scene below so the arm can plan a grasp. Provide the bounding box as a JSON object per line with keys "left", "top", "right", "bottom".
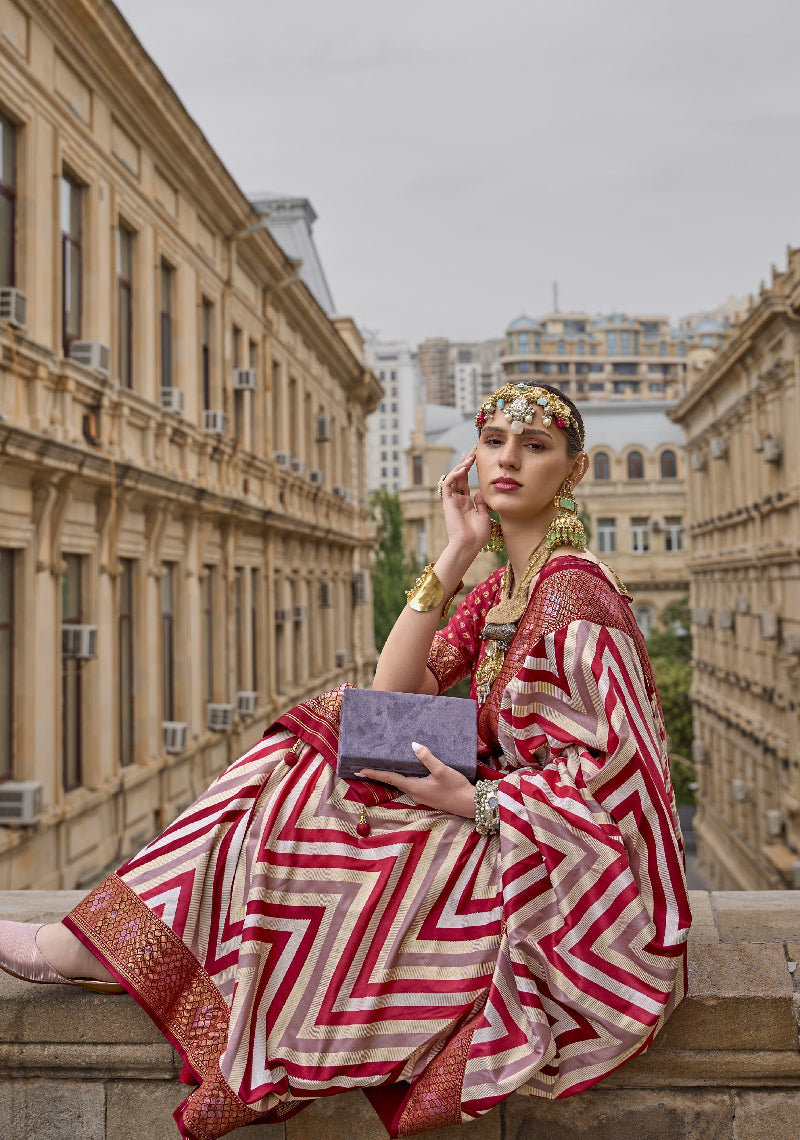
{"left": 0, "top": 0, "right": 380, "bottom": 888}
{"left": 364, "top": 338, "right": 419, "bottom": 492}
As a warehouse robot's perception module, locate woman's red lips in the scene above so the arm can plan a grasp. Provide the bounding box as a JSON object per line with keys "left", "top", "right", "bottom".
{"left": 492, "top": 478, "right": 522, "bottom": 489}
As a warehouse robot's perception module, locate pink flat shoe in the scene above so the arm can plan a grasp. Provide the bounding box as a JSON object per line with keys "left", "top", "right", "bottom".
{"left": 0, "top": 920, "right": 125, "bottom": 994}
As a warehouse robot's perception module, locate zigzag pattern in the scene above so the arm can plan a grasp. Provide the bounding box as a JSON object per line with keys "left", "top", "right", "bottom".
{"left": 69, "top": 617, "right": 688, "bottom": 1139}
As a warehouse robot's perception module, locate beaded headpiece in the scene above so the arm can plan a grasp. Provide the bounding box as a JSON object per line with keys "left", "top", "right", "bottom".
{"left": 475, "top": 383, "right": 584, "bottom": 446}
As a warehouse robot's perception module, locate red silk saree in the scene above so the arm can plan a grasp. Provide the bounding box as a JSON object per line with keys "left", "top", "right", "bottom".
{"left": 64, "top": 556, "right": 690, "bottom": 1138}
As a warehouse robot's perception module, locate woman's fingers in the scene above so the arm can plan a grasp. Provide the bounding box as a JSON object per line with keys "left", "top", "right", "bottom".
{"left": 411, "top": 741, "right": 445, "bottom": 772}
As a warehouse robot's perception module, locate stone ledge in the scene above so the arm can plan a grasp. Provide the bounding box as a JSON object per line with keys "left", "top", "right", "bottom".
{"left": 0, "top": 890, "right": 798, "bottom": 1139}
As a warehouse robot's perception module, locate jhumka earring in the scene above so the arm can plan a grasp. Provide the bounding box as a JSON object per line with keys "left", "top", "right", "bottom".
{"left": 482, "top": 519, "right": 505, "bottom": 553}
{"left": 545, "top": 481, "right": 587, "bottom": 551}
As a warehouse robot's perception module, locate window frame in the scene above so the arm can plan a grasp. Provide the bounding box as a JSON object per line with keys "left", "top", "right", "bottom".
{"left": 60, "top": 172, "right": 83, "bottom": 355}
{"left": 117, "top": 221, "right": 134, "bottom": 388}
{"left": 0, "top": 111, "right": 17, "bottom": 288}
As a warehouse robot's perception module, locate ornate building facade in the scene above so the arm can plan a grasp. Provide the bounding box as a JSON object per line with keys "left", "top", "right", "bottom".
{"left": 0, "top": 0, "right": 380, "bottom": 888}
{"left": 672, "top": 260, "right": 800, "bottom": 890}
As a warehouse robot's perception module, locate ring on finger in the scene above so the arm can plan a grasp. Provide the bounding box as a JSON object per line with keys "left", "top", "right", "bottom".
{"left": 436, "top": 473, "right": 447, "bottom": 498}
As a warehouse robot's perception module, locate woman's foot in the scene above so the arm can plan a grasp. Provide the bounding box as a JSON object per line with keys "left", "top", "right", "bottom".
{"left": 36, "top": 922, "right": 117, "bottom": 983}
{"left": 0, "top": 920, "right": 123, "bottom": 992}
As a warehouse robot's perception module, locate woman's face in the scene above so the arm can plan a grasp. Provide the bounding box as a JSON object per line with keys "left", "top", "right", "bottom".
{"left": 475, "top": 407, "right": 583, "bottom": 523}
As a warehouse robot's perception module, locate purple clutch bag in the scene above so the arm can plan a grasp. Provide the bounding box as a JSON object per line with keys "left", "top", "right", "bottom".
{"left": 336, "top": 689, "right": 478, "bottom": 782}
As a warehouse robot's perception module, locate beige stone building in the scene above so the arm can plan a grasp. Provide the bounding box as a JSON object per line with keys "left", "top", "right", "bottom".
{"left": 0, "top": 0, "right": 380, "bottom": 889}
{"left": 672, "top": 258, "right": 800, "bottom": 890}
{"left": 401, "top": 399, "right": 688, "bottom": 627}
{"left": 502, "top": 311, "right": 731, "bottom": 404}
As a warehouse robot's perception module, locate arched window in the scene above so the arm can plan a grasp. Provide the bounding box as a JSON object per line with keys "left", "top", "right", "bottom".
{"left": 627, "top": 451, "right": 644, "bottom": 479}
{"left": 660, "top": 450, "right": 677, "bottom": 479}
{"left": 594, "top": 451, "right": 610, "bottom": 481}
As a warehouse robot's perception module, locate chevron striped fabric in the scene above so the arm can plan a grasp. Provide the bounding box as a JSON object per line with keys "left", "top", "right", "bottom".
{"left": 65, "top": 557, "right": 690, "bottom": 1140}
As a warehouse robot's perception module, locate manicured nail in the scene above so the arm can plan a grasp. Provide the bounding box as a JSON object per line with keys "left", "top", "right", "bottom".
{"left": 411, "top": 741, "right": 423, "bottom": 754}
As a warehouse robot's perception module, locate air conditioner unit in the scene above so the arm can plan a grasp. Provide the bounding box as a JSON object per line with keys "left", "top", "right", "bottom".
{"left": 765, "top": 809, "right": 784, "bottom": 838}
{"left": 316, "top": 414, "right": 332, "bottom": 442}
{"left": 0, "top": 287, "right": 27, "bottom": 329}
{"left": 207, "top": 703, "right": 234, "bottom": 732}
{"left": 763, "top": 436, "right": 783, "bottom": 463}
{"left": 319, "top": 581, "right": 333, "bottom": 608}
{"left": 275, "top": 607, "right": 291, "bottom": 623}
{"left": 752, "top": 430, "right": 763, "bottom": 452}
{"left": 68, "top": 340, "right": 111, "bottom": 377}
{"left": 274, "top": 450, "right": 291, "bottom": 468}
{"left": 352, "top": 569, "right": 370, "bottom": 605}
{"left": 691, "top": 738, "right": 707, "bottom": 765}
{"left": 690, "top": 450, "right": 707, "bottom": 471}
{"left": 717, "top": 607, "right": 734, "bottom": 631}
{"left": 293, "top": 604, "right": 307, "bottom": 621}
{"left": 62, "top": 624, "right": 97, "bottom": 659}
{"left": 162, "top": 721, "right": 187, "bottom": 755}
{"left": 709, "top": 435, "right": 728, "bottom": 460}
{"left": 290, "top": 457, "right": 305, "bottom": 475}
{"left": 736, "top": 595, "right": 750, "bottom": 614}
{"left": 308, "top": 469, "right": 324, "bottom": 486}
{"left": 690, "top": 607, "right": 710, "bottom": 627}
{"left": 0, "top": 780, "right": 44, "bottom": 826}
{"left": 335, "top": 650, "right": 348, "bottom": 668}
{"left": 333, "top": 484, "right": 351, "bottom": 501}
{"left": 236, "top": 691, "right": 258, "bottom": 716}
{"left": 759, "top": 610, "right": 780, "bottom": 639}
{"left": 160, "top": 386, "right": 184, "bottom": 413}
{"left": 203, "top": 410, "right": 226, "bottom": 434}
{"left": 233, "top": 368, "right": 258, "bottom": 391}
{"left": 782, "top": 631, "right": 800, "bottom": 656}
{"left": 731, "top": 779, "right": 748, "bottom": 803}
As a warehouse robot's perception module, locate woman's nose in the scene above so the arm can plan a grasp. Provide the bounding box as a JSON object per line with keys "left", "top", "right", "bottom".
{"left": 498, "top": 440, "right": 520, "bottom": 467}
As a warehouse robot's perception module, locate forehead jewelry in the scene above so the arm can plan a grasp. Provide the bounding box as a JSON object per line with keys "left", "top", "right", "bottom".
{"left": 475, "top": 383, "right": 582, "bottom": 444}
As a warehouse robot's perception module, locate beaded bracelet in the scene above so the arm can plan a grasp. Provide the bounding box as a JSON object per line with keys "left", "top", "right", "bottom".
{"left": 474, "top": 780, "right": 500, "bottom": 835}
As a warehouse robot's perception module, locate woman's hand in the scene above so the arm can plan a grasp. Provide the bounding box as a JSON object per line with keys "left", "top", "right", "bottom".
{"left": 440, "top": 452, "right": 492, "bottom": 557}
{"left": 358, "top": 742, "right": 476, "bottom": 820}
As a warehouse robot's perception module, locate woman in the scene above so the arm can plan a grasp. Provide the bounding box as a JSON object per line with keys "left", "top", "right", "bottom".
{"left": 0, "top": 383, "right": 690, "bottom": 1138}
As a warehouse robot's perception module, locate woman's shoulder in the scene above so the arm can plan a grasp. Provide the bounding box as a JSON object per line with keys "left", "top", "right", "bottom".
{"left": 529, "top": 554, "right": 633, "bottom": 634}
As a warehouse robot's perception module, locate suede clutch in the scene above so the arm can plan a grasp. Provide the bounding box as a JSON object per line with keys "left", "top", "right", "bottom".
{"left": 337, "top": 689, "right": 478, "bottom": 782}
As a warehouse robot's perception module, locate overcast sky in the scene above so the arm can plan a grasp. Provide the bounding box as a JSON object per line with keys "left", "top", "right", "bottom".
{"left": 115, "top": 0, "right": 800, "bottom": 345}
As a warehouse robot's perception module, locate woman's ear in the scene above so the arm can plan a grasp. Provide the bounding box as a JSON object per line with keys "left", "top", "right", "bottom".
{"left": 570, "top": 452, "right": 589, "bottom": 487}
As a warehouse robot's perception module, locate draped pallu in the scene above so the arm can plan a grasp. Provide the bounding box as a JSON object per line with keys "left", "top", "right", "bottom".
{"left": 64, "top": 557, "right": 690, "bottom": 1139}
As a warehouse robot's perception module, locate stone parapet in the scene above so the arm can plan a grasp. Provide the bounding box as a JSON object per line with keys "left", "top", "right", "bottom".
{"left": 0, "top": 890, "right": 799, "bottom": 1139}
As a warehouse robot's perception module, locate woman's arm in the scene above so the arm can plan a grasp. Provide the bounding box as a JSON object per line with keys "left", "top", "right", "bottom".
{"left": 372, "top": 452, "right": 490, "bottom": 693}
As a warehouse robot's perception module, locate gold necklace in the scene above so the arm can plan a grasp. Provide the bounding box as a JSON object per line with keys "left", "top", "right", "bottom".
{"left": 475, "top": 536, "right": 551, "bottom": 705}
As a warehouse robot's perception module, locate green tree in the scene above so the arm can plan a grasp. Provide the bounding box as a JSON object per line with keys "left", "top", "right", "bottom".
{"left": 370, "top": 489, "right": 419, "bottom": 651}
{"left": 645, "top": 597, "right": 694, "bottom": 803}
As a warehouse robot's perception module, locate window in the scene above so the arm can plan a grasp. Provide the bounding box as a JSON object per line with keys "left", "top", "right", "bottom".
{"left": 606, "top": 331, "right": 617, "bottom": 355}
{"left": 627, "top": 451, "right": 644, "bottom": 479}
{"left": 160, "top": 261, "right": 174, "bottom": 389}
{"left": 117, "top": 222, "right": 134, "bottom": 388}
{"left": 416, "top": 521, "right": 426, "bottom": 566}
{"left": 596, "top": 518, "right": 616, "bottom": 554}
{"left": 250, "top": 568, "right": 260, "bottom": 694}
{"left": 664, "top": 516, "right": 684, "bottom": 552}
{"left": 517, "top": 332, "right": 530, "bottom": 354}
{"left": 118, "top": 559, "right": 134, "bottom": 766}
{"left": 61, "top": 174, "right": 83, "bottom": 353}
{"left": 0, "top": 549, "right": 13, "bottom": 780}
{"left": 202, "top": 566, "right": 215, "bottom": 702}
{"left": 660, "top": 450, "right": 677, "bottom": 479}
{"left": 678, "top": 341, "right": 687, "bottom": 357}
{"left": 0, "top": 113, "right": 17, "bottom": 287}
{"left": 577, "top": 340, "right": 585, "bottom": 356}
{"left": 620, "top": 331, "right": 631, "bottom": 354}
{"left": 634, "top": 605, "right": 655, "bottom": 637}
{"left": 659, "top": 341, "right": 667, "bottom": 357}
{"left": 558, "top": 362, "right": 569, "bottom": 374}
{"left": 630, "top": 517, "right": 650, "bottom": 553}
{"left": 201, "top": 298, "right": 213, "bottom": 410}
{"left": 701, "top": 334, "right": 713, "bottom": 348}
{"left": 234, "top": 567, "right": 244, "bottom": 692}
{"left": 412, "top": 455, "right": 423, "bottom": 486}
{"left": 62, "top": 554, "right": 84, "bottom": 790}
{"left": 593, "top": 452, "right": 610, "bottom": 480}
{"left": 557, "top": 339, "right": 565, "bottom": 355}
{"left": 274, "top": 570, "right": 284, "bottom": 694}
{"left": 161, "top": 563, "right": 176, "bottom": 721}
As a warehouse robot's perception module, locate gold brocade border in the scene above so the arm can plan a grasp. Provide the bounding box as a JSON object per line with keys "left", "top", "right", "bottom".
{"left": 395, "top": 1008, "right": 484, "bottom": 1136}
{"left": 66, "top": 874, "right": 298, "bottom": 1139}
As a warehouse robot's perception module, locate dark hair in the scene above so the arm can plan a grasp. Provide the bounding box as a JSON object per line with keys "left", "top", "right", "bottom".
{"left": 537, "top": 384, "right": 585, "bottom": 458}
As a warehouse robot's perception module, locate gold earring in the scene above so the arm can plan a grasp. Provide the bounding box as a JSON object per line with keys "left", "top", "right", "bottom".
{"left": 482, "top": 519, "right": 505, "bottom": 552}
{"left": 545, "top": 481, "right": 587, "bottom": 551}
